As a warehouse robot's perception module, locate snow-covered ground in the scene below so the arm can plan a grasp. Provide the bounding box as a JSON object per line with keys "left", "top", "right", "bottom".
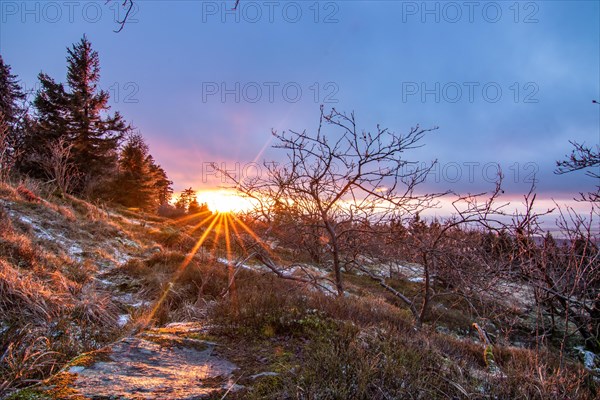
{"left": 4, "top": 199, "right": 140, "bottom": 270}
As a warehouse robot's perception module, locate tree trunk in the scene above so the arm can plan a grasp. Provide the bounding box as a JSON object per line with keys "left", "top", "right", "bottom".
{"left": 324, "top": 219, "right": 344, "bottom": 296}
{"left": 418, "top": 252, "right": 432, "bottom": 327}
{"left": 227, "top": 263, "right": 239, "bottom": 316}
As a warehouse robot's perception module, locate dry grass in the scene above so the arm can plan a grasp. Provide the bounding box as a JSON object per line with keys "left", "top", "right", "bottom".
{"left": 0, "top": 181, "right": 19, "bottom": 200}
{"left": 114, "top": 251, "right": 230, "bottom": 326}
{"left": 0, "top": 178, "right": 597, "bottom": 399}
{"left": 145, "top": 225, "right": 196, "bottom": 251}
{"left": 0, "top": 183, "right": 127, "bottom": 396}
{"left": 0, "top": 259, "right": 62, "bottom": 322}
{"left": 201, "top": 268, "right": 598, "bottom": 399}
{"left": 64, "top": 194, "right": 108, "bottom": 221}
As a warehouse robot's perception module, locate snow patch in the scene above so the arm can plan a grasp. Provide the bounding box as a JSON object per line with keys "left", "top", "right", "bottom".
{"left": 117, "top": 314, "right": 131, "bottom": 327}
{"left": 575, "top": 346, "right": 599, "bottom": 371}
{"left": 217, "top": 257, "right": 256, "bottom": 271}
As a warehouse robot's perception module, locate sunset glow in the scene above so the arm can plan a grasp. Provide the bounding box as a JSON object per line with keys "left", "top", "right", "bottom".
{"left": 196, "top": 189, "right": 254, "bottom": 214}
{"left": 1, "top": 2, "right": 598, "bottom": 397}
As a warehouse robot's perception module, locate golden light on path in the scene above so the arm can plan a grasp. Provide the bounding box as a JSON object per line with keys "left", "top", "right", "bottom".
{"left": 139, "top": 202, "right": 273, "bottom": 329}
{"left": 196, "top": 189, "right": 254, "bottom": 214}
{"left": 141, "top": 213, "right": 220, "bottom": 328}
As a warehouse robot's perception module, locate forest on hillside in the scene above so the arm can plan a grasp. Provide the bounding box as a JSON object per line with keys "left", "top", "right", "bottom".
{"left": 0, "top": 37, "right": 212, "bottom": 218}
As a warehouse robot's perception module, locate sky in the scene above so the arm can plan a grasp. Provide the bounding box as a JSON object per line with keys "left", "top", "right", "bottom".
{"left": 1, "top": 0, "right": 599, "bottom": 214}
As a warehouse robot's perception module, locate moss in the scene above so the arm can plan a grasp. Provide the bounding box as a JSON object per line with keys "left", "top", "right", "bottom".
{"left": 261, "top": 324, "right": 276, "bottom": 338}
{"left": 44, "top": 372, "right": 88, "bottom": 400}
{"left": 68, "top": 348, "right": 112, "bottom": 368}
{"left": 4, "top": 388, "right": 51, "bottom": 400}
{"left": 484, "top": 344, "right": 500, "bottom": 373}
{"left": 247, "top": 374, "right": 284, "bottom": 398}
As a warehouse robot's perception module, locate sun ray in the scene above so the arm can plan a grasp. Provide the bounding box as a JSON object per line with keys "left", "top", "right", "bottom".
{"left": 222, "top": 215, "right": 238, "bottom": 311}
{"left": 180, "top": 214, "right": 220, "bottom": 274}
{"left": 224, "top": 214, "right": 232, "bottom": 263}
{"left": 139, "top": 211, "right": 270, "bottom": 329}
{"left": 230, "top": 214, "right": 276, "bottom": 256}
{"left": 140, "top": 214, "right": 220, "bottom": 327}
{"left": 208, "top": 213, "right": 224, "bottom": 257}
{"left": 228, "top": 213, "right": 247, "bottom": 253}
{"left": 174, "top": 210, "right": 214, "bottom": 224}
{"left": 188, "top": 212, "right": 218, "bottom": 235}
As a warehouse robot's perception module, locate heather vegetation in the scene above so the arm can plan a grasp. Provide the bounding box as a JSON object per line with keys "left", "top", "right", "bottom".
{"left": 0, "top": 176, "right": 598, "bottom": 398}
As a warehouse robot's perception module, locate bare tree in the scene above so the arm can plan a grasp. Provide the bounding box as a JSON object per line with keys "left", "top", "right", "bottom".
{"left": 39, "top": 138, "right": 79, "bottom": 196}
{"left": 106, "top": 0, "right": 134, "bottom": 32}
{"left": 0, "top": 105, "right": 28, "bottom": 182}
{"left": 556, "top": 141, "right": 600, "bottom": 203}
{"left": 0, "top": 112, "right": 14, "bottom": 182}
{"left": 355, "top": 179, "right": 518, "bottom": 328}
{"left": 516, "top": 202, "right": 600, "bottom": 355}
{"left": 221, "top": 106, "right": 442, "bottom": 296}
{"left": 106, "top": 0, "right": 241, "bottom": 32}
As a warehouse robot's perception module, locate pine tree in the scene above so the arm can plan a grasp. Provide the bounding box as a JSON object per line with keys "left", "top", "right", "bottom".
{"left": 0, "top": 55, "right": 25, "bottom": 127}
{"left": 65, "top": 36, "right": 129, "bottom": 190}
{"left": 115, "top": 134, "right": 154, "bottom": 208}
{"left": 26, "top": 36, "right": 129, "bottom": 193}
{"left": 22, "top": 73, "right": 70, "bottom": 177}
{"left": 0, "top": 56, "right": 26, "bottom": 179}
{"left": 175, "top": 187, "right": 197, "bottom": 213}
{"left": 149, "top": 161, "right": 173, "bottom": 206}
{"left": 115, "top": 134, "right": 173, "bottom": 211}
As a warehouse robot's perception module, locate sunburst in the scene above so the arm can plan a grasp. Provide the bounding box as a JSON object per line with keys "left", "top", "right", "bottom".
{"left": 139, "top": 205, "right": 275, "bottom": 328}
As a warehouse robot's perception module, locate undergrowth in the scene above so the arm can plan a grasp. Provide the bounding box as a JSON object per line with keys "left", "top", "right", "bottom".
{"left": 0, "top": 179, "right": 597, "bottom": 399}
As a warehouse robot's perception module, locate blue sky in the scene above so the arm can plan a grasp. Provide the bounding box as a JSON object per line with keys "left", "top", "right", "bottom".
{"left": 1, "top": 0, "right": 599, "bottom": 204}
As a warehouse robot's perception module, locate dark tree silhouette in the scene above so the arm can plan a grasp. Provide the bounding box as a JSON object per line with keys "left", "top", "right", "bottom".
{"left": 175, "top": 187, "right": 198, "bottom": 214}
{"left": 66, "top": 36, "right": 129, "bottom": 187}
{"left": 24, "top": 36, "right": 130, "bottom": 194}
{"left": 0, "top": 56, "right": 25, "bottom": 128}
{"left": 0, "top": 56, "right": 26, "bottom": 180}
{"left": 114, "top": 133, "right": 171, "bottom": 210}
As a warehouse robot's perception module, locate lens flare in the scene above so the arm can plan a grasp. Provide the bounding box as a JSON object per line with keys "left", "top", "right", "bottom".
{"left": 196, "top": 189, "right": 254, "bottom": 214}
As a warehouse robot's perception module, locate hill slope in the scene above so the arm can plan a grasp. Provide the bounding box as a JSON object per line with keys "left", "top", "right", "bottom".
{"left": 1, "top": 181, "right": 597, "bottom": 399}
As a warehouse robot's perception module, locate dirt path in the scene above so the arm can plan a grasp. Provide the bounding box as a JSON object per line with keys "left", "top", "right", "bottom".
{"left": 28, "top": 323, "right": 240, "bottom": 400}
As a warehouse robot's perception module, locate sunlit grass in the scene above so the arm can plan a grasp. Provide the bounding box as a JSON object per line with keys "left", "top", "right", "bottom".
{"left": 140, "top": 208, "right": 276, "bottom": 328}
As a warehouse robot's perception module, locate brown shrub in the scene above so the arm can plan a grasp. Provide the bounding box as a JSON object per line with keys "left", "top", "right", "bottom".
{"left": 0, "top": 181, "right": 18, "bottom": 200}
{"left": 16, "top": 185, "right": 40, "bottom": 203}
{"left": 0, "top": 259, "right": 64, "bottom": 323}
{"left": 0, "top": 231, "right": 39, "bottom": 270}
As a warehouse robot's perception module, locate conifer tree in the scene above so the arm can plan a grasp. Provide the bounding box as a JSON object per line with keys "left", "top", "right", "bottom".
{"left": 115, "top": 133, "right": 173, "bottom": 211}
{"left": 149, "top": 161, "right": 173, "bottom": 206}
{"left": 175, "top": 187, "right": 197, "bottom": 213}
{"left": 115, "top": 134, "right": 154, "bottom": 208}
{"left": 0, "top": 55, "right": 25, "bottom": 128}
{"left": 187, "top": 196, "right": 204, "bottom": 215}
{"left": 65, "top": 35, "right": 129, "bottom": 189}
{"left": 26, "top": 36, "right": 129, "bottom": 192}
{"left": 21, "top": 74, "right": 70, "bottom": 176}
{"left": 0, "top": 56, "right": 26, "bottom": 179}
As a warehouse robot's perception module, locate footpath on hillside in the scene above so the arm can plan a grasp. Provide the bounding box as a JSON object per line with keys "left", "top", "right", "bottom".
{"left": 13, "top": 323, "right": 241, "bottom": 400}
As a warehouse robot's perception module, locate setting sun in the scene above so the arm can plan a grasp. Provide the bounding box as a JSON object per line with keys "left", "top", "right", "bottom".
{"left": 196, "top": 189, "right": 254, "bottom": 214}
